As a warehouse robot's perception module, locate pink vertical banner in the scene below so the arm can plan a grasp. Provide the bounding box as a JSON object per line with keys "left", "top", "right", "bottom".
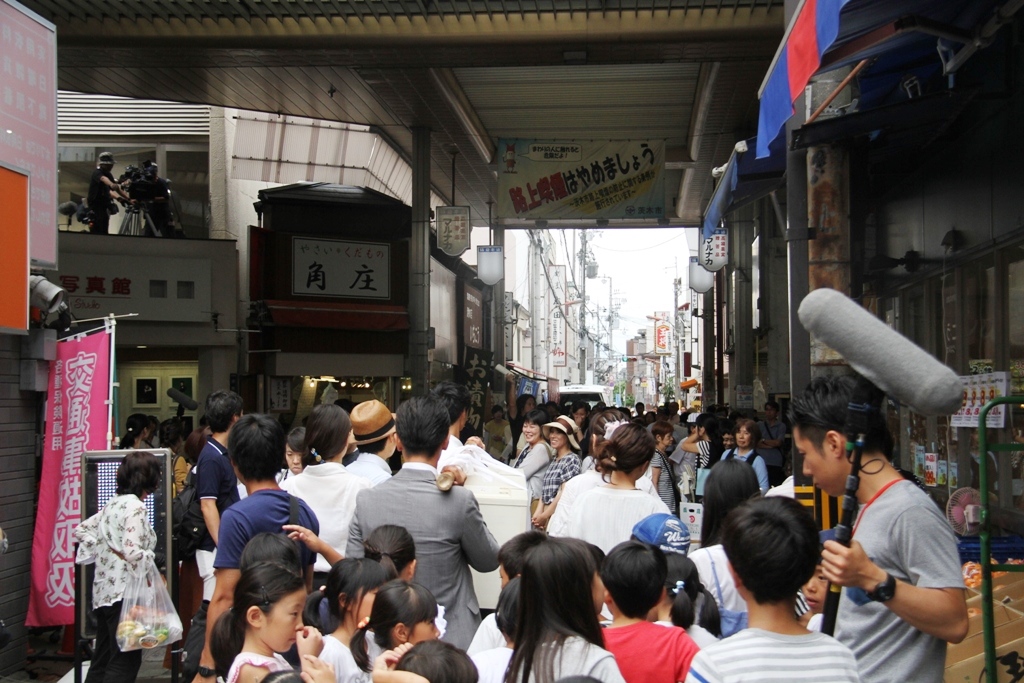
{"left": 26, "top": 328, "right": 111, "bottom": 627}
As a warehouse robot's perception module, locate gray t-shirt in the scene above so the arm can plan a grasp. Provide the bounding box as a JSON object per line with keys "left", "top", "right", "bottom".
{"left": 835, "top": 479, "right": 964, "bottom": 683}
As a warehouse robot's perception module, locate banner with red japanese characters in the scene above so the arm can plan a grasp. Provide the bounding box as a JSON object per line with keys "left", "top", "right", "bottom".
{"left": 497, "top": 139, "right": 665, "bottom": 221}
{"left": 26, "top": 326, "right": 111, "bottom": 627}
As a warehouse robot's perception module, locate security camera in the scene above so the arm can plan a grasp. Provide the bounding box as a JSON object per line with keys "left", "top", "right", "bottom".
{"left": 29, "top": 275, "right": 66, "bottom": 313}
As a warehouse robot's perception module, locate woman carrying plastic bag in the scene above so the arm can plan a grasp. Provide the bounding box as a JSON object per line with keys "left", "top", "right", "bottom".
{"left": 75, "top": 451, "right": 179, "bottom": 683}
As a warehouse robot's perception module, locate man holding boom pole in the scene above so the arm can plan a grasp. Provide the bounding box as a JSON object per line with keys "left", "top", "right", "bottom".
{"left": 793, "top": 289, "right": 968, "bottom": 683}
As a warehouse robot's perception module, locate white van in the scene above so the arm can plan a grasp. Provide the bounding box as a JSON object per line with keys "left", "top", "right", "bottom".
{"left": 557, "top": 384, "right": 614, "bottom": 413}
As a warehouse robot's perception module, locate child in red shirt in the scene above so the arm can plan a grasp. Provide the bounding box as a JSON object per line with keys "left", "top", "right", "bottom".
{"left": 602, "top": 540, "right": 700, "bottom": 682}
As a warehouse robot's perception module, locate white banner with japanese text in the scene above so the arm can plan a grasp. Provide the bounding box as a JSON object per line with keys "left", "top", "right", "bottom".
{"left": 26, "top": 326, "right": 111, "bottom": 626}
{"left": 292, "top": 237, "right": 390, "bottom": 300}
{"left": 498, "top": 139, "right": 666, "bottom": 221}
{"left": 547, "top": 265, "right": 568, "bottom": 367}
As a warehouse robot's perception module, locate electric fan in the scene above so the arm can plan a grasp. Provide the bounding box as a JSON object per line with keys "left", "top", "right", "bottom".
{"left": 946, "top": 487, "right": 982, "bottom": 536}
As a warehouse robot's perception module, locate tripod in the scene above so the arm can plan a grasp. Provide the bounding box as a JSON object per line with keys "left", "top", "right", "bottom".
{"left": 118, "top": 203, "right": 162, "bottom": 237}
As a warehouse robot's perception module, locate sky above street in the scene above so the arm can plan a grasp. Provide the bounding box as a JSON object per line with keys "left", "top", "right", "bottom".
{"left": 584, "top": 227, "right": 696, "bottom": 355}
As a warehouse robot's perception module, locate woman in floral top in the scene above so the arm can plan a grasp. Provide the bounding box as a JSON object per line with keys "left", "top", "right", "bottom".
{"left": 75, "top": 451, "right": 161, "bottom": 683}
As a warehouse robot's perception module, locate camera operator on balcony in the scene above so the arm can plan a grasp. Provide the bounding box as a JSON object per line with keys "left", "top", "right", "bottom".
{"left": 141, "top": 161, "right": 175, "bottom": 237}
{"left": 87, "top": 151, "right": 131, "bottom": 235}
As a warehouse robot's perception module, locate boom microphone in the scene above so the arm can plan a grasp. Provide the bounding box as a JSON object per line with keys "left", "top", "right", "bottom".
{"left": 167, "top": 386, "right": 199, "bottom": 411}
{"left": 798, "top": 288, "right": 962, "bottom": 416}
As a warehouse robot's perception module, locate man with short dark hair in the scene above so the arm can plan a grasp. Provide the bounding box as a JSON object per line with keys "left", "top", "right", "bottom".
{"left": 192, "top": 414, "right": 319, "bottom": 683}
{"left": 86, "top": 152, "right": 129, "bottom": 235}
{"left": 790, "top": 376, "right": 967, "bottom": 683}
{"left": 433, "top": 381, "right": 473, "bottom": 463}
{"left": 685, "top": 497, "right": 860, "bottom": 683}
{"left": 193, "top": 390, "right": 244, "bottom": 601}
{"left": 346, "top": 395, "right": 500, "bottom": 649}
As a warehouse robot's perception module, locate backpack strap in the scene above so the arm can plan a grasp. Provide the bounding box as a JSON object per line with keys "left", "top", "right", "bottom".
{"left": 708, "top": 554, "right": 726, "bottom": 604}
{"left": 289, "top": 494, "right": 300, "bottom": 526}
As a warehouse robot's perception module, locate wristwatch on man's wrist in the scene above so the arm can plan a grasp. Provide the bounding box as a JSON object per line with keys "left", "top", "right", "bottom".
{"left": 866, "top": 573, "right": 897, "bottom": 602}
{"left": 198, "top": 666, "right": 217, "bottom": 679}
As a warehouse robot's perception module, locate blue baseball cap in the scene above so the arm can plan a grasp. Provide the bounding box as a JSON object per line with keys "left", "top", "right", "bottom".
{"left": 632, "top": 513, "right": 691, "bottom": 556}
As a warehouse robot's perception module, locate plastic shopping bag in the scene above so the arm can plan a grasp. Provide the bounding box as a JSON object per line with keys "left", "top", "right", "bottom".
{"left": 116, "top": 559, "right": 183, "bottom": 652}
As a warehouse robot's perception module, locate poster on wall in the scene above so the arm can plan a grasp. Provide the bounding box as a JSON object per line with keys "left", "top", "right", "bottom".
{"left": 951, "top": 371, "right": 1008, "bottom": 428}
{"left": 134, "top": 377, "right": 159, "bottom": 407}
{"left": 269, "top": 377, "right": 293, "bottom": 412}
{"left": 497, "top": 139, "right": 665, "bottom": 221}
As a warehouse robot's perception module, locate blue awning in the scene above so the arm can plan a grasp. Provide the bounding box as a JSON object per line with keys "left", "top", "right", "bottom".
{"left": 702, "top": 135, "right": 786, "bottom": 239}
{"left": 755, "top": 0, "right": 1012, "bottom": 158}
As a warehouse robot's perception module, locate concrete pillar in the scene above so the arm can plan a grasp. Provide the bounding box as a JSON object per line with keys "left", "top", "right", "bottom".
{"left": 198, "top": 346, "right": 237, "bottom": 406}
{"left": 208, "top": 107, "right": 229, "bottom": 239}
{"left": 409, "top": 127, "right": 431, "bottom": 396}
{"left": 730, "top": 207, "right": 754, "bottom": 409}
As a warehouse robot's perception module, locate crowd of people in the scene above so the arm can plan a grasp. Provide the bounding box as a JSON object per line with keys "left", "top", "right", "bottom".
{"left": 75, "top": 375, "right": 968, "bottom": 683}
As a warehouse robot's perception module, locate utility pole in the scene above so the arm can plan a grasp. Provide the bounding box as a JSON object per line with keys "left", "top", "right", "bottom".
{"left": 579, "top": 228, "right": 588, "bottom": 384}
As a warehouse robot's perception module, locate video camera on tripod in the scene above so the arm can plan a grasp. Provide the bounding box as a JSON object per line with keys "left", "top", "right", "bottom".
{"left": 117, "top": 161, "right": 174, "bottom": 237}
{"left": 117, "top": 162, "right": 161, "bottom": 202}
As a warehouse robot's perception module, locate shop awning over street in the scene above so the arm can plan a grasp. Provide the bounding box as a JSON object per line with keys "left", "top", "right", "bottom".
{"left": 755, "top": 0, "right": 1017, "bottom": 158}
{"left": 702, "top": 135, "right": 785, "bottom": 239}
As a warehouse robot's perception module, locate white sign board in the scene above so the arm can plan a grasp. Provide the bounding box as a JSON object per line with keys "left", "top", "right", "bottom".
{"left": 477, "top": 245, "right": 504, "bottom": 285}
{"left": 701, "top": 228, "right": 728, "bottom": 272}
{"left": 436, "top": 205, "right": 471, "bottom": 256}
{"left": 292, "top": 237, "right": 390, "bottom": 300}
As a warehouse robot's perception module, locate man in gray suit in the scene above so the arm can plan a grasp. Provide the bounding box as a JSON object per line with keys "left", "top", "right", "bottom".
{"left": 346, "top": 394, "right": 500, "bottom": 650}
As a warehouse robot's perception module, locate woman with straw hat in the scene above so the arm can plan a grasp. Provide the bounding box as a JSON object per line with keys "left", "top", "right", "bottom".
{"left": 530, "top": 419, "right": 582, "bottom": 530}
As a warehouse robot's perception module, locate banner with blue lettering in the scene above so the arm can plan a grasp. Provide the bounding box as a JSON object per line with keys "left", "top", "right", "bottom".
{"left": 497, "top": 139, "right": 666, "bottom": 221}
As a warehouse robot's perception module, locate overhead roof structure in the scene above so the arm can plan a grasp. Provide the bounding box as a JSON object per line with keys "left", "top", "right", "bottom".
{"left": 23, "top": 0, "right": 786, "bottom": 227}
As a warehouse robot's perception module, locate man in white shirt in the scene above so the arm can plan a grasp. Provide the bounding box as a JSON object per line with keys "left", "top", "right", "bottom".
{"left": 433, "top": 380, "right": 471, "bottom": 467}
{"left": 343, "top": 400, "right": 397, "bottom": 486}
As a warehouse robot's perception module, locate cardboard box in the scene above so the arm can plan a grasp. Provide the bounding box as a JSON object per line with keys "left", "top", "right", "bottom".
{"left": 966, "top": 581, "right": 1024, "bottom": 612}
{"left": 945, "top": 635, "right": 1024, "bottom": 683}
{"left": 957, "top": 605, "right": 1024, "bottom": 645}
{"left": 950, "top": 610, "right": 1024, "bottom": 663}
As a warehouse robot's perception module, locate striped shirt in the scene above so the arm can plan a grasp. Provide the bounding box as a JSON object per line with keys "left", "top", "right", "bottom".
{"left": 685, "top": 629, "right": 861, "bottom": 683}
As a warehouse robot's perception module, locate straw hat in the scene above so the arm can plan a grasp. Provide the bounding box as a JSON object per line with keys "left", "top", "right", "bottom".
{"left": 556, "top": 414, "right": 584, "bottom": 442}
{"left": 542, "top": 420, "right": 580, "bottom": 451}
{"left": 349, "top": 400, "right": 396, "bottom": 445}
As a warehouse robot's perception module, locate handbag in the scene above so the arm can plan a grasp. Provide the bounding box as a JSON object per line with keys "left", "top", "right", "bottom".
{"left": 117, "top": 557, "right": 183, "bottom": 652}
{"left": 709, "top": 554, "right": 748, "bottom": 637}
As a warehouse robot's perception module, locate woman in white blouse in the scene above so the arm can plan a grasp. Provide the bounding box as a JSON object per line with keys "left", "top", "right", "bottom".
{"left": 281, "top": 404, "right": 372, "bottom": 584}
{"left": 75, "top": 451, "right": 162, "bottom": 683}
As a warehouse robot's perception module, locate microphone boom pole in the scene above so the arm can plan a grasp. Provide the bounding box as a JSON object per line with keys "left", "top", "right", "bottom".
{"left": 821, "top": 378, "right": 881, "bottom": 636}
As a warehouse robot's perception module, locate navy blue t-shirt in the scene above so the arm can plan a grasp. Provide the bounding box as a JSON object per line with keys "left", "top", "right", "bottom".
{"left": 213, "top": 489, "right": 320, "bottom": 571}
{"left": 195, "top": 438, "right": 240, "bottom": 552}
